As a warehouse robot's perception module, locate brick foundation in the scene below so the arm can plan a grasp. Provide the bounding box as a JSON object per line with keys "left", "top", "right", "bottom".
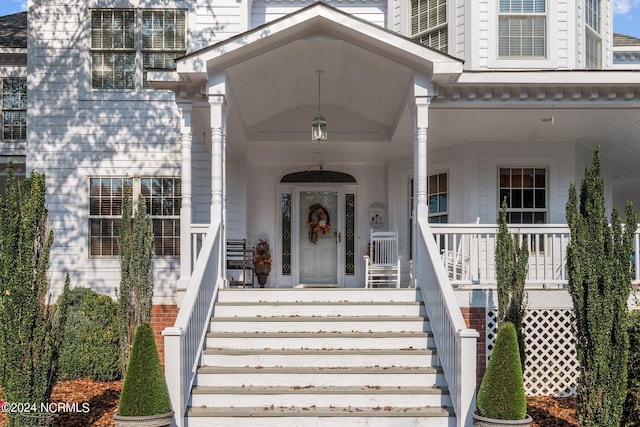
{"left": 151, "top": 304, "right": 179, "bottom": 367}
{"left": 461, "top": 307, "right": 486, "bottom": 387}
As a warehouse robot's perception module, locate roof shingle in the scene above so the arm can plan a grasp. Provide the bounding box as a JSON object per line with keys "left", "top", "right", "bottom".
{"left": 0, "top": 12, "right": 27, "bottom": 49}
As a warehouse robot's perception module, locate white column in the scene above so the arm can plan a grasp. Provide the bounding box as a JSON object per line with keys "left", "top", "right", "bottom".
{"left": 414, "top": 95, "right": 431, "bottom": 220}
{"left": 178, "top": 103, "right": 193, "bottom": 289}
{"left": 209, "top": 95, "right": 226, "bottom": 224}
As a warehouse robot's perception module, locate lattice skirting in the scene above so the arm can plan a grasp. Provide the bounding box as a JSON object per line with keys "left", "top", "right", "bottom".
{"left": 486, "top": 309, "right": 578, "bottom": 396}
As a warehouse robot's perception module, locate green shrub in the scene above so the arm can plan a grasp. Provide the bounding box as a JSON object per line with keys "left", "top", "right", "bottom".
{"left": 623, "top": 310, "right": 640, "bottom": 426}
{"left": 476, "top": 322, "right": 527, "bottom": 420}
{"left": 118, "top": 322, "right": 171, "bottom": 416}
{"left": 58, "top": 287, "right": 121, "bottom": 382}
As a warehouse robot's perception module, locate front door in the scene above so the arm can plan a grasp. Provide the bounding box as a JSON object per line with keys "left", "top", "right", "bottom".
{"left": 299, "top": 190, "right": 339, "bottom": 285}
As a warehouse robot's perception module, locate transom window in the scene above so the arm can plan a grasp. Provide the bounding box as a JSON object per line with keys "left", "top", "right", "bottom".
{"left": 498, "top": 0, "right": 546, "bottom": 58}
{"left": 2, "top": 78, "right": 26, "bottom": 141}
{"left": 89, "top": 177, "right": 181, "bottom": 257}
{"left": 498, "top": 167, "right": 547, "bottom": 224}
{"left": 410, "top": 0, "right": 448, "bottom": 53}
{"left": 428, "top": 172, "right": 448, "bottom": 223}
{"left": 90, "top": 9, "right": 186, "bottom": 90}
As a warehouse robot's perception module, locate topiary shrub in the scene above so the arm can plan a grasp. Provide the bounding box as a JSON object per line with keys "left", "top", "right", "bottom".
{"left": 476, "top": 322, "right": 527, "bottom": 420}
{"left": 57, "top": 287, "right": 121, "bottom": 382}
{"left": 117, "top": 322, "right": 172, "bottom": 417}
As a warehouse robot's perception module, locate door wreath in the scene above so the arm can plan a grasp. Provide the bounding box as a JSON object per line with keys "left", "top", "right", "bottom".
{"left": 307, "top": 203, "right": 331, "bottom": 244}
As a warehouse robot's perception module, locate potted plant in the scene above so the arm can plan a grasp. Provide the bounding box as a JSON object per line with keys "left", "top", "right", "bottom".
{"left": 253, "top": 239, "right": 272, "bottom": 287}
{"left": 114, "top": 322, "right": 174, "bottom": 427}
{"left": 474, "top": 322, "right": 532, "bottom": 426}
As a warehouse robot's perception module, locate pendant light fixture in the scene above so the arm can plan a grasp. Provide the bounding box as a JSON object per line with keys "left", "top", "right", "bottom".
{"left": 311, "top": 70, "right": 327, "bottom": 143}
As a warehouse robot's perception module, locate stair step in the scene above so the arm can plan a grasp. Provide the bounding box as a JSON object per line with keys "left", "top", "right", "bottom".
{"left": 189, "top": 385, "right": 452, "bottom": 408}
{"left": 209, "top": 316, "right": 430, "bottom": 333}
{"left": 217, "top": 288, "right": 424, "bottom": 303}
{"left": 202, "top": 347, "right": 439, "bottom": 367}
{"left": 194, "top": 365, "right": 446, "bottom": 387}
{"left": 205, "top": 331, "right": 435, "bottom": 349}
{"left": 213, "top": 301, "right": 426, "bottom": 317}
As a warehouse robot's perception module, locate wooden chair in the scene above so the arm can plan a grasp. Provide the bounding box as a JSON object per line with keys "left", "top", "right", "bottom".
{"left": 364, "top": 230, "right": 401, "bottom": 288}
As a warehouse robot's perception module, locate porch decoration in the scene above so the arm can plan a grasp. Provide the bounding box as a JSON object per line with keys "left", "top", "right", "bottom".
{"left": 307, "top": 203, "right": 331, "bottom": 244}
{"left": 253, "top": 239, "right": 272, "bottom": 287}
{"left": 474, "top": 322, "right": 532, "bottom": 426}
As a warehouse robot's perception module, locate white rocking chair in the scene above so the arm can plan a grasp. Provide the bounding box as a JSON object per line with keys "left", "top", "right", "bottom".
{"left": 364, "top": 230, "right": 401, "bottom": 288}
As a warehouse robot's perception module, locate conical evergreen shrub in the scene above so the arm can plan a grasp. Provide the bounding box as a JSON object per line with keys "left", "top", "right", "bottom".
{"left": 117, "top": 322, "right": 171, "bottom": 416}
{"left": 476, "top": 322, "right": 527, "bottom": 420}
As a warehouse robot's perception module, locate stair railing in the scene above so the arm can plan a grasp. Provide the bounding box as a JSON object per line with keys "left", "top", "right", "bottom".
{"left": 416, "top": 218, "right": 479, "bottom": 427}
{"left": 163, "top": 221, "right": 223, "bottom": 427}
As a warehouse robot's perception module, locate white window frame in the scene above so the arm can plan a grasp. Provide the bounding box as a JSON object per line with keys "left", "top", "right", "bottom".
{"left": 409, "top": 0, "right": 448, "bottom": 53}
{"left": 498, "top": 167, "right": 548, "bottom": 224}
{"left": 90, "top": 8, "right": 186, "bottom": 91}
{"left": 1, "top": 78, "right": 26, "bottom": 141}
{"left": 585, "top": 0, "right": 602, "bottom": 69}
{"left": 88, "top": 176, "right": 181, "bottom": 257}
{"left": 498, "top": 0, "right": 547, "bottom": 58}
{"left": 428, "top": 171, "right": 448, "bottom": 224}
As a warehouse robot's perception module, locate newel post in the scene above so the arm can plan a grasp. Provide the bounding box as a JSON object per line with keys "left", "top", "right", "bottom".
{"left": 162, "top": 326, "right": 185, "bottom": 427}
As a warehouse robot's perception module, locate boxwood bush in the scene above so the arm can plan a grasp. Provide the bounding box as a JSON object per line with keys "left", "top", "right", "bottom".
{"left": 57, "top": 287, "right": 121, "bottom": 381}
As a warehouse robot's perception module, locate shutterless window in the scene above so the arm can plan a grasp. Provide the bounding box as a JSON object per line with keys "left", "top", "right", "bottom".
{"left": 428, "top": 172, "right": 448, "bottom": 224}
{"left": 2, "top": 78, "right": 27, "bottom": 141}
{"left": 89, "top": 177, "right": 181, "bottom": 257}
{"left": 498, "top": 168, "right": 547, "bottom": 224}
{"left": 91, "top": 9, "right": 185, "bottom": 90}
{"left": 585, "top": 0, "right": 602, "bottom": 69}
{"left": 498, "top": 0, "right": 546, "bottom": 57}
{"left": 410, "top": 0, "right": 448, "bottom": 53}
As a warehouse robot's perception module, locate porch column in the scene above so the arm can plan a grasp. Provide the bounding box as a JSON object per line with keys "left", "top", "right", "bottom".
{"left": 209, "top": 94, "right": 226, "bottom": 224}
{"left": 178, "top": 102, "right": 193, "bottom": 289}
{"left": 414, "top": 95, "right": 431, "bottom": 220}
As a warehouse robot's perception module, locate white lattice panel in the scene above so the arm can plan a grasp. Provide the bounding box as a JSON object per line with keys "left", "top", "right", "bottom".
{"left": 486, "top": 309, "right": 578, "bottom": 396}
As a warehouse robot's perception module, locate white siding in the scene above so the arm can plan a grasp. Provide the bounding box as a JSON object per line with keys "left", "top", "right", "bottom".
{"left": 251, "top": 0, "right": 387, "bottom": 29}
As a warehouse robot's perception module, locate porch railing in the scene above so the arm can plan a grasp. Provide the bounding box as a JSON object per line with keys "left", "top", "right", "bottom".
{"left": 416, "top": 219, "right": 478, "bottom": 427}
{"left": 189, "top": 223, "right": 210, "bottom": 273}
{"left": 163, "top": 220, "right": 223, "bottom": 427}
{"left": 431, "top": 224, "right": 640, "bottom": 287}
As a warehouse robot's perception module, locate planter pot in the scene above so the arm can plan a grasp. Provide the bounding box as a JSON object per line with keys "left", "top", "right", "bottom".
{"left": 472, "top": 412, "right": 533, "bottom": 427}
{"left": 257, "top": 273, "right": 268, "bottom": 287}
{"left": 114, "top": 410, "right": 175, "bottom": 427}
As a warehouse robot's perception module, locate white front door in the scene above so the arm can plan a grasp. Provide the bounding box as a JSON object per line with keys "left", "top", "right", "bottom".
{"left": 298, "top": 190, "right": 339, "bottom": 285}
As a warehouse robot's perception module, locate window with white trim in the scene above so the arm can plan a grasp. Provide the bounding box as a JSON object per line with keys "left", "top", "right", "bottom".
{"left": 585, "top": 0, "right": 602, "bottom": 69}
{"left": 89, "top": 177, "right": 181, "bottom": 257}
{"left": 428, "top": 172, "right": 448, "bottom": 223}
{"left": 2, "top": 78, "right": 26, "bottom": 141}
{"left": 410, "top": 0, "right": 448, "bottom": 53}
{"left": 498, "top": 167, "right": 547, "bottom": 224}
{"left": 498, "top": 0, "right": 546, "bottom": 58}
{"left": 90, "top": 9, "right": 186, "bottom": 90}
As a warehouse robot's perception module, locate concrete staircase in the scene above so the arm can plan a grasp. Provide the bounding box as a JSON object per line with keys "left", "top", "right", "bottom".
{"left": 184, "top": 288, "right": 456, "bottom": 427}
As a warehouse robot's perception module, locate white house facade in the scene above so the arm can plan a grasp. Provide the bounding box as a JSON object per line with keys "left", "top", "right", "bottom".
{"left": 3, "top": 0, "right": 640, "bottom": 425}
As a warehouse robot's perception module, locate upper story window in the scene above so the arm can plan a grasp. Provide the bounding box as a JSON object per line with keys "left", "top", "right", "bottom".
{"left": 410, "top": 0, "right": 448, "bottom": 53}
{"left": 2, "top": 78, "right": 26, "bottom": 141}
{"left": 498, "top": 167, "right": 547, "bottom": 224}
{"left": 498, "top": 0, "right": 546, "bottom": 58}
{"left": 89, "top": 176, "right": 181, "bottom": 257}
{"left": 91, "top": 9, "right": 186, "bottom": 91}
{"left": 585, "top": 0, "right": 602, "bottom": 68}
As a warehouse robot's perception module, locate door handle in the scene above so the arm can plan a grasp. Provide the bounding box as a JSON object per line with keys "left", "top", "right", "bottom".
{"left": 337, "top": 232, "right": 341, "bottom": 243}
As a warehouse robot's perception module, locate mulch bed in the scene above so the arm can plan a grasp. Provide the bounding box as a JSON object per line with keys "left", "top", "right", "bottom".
{"left": 1, "top": 379, "right": 578, "bottom": 426}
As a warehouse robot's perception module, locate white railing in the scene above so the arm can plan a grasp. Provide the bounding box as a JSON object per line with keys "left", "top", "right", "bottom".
{"left": 190, "top": 223, "right": 210, "bottom": 273}
{"left": 163, "top": 220, "right": 222, "bottom": 427}
{"left": 416, "top": 219, "right": 478, "bottom": 427}
{"left": 431, "top": 224, "right": 640, "bottom": 287}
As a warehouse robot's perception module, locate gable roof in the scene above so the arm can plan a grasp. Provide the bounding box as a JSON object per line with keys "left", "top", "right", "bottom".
{"left": 0, "top": 12, "right": 27, "bottom": 49}
{"left": 614, "top": 33, "right": 640, "bottom": 47}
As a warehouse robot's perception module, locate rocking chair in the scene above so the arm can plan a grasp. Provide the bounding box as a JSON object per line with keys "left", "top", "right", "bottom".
{"left": 364, "top": 230, "right": 401, "bottom": 288}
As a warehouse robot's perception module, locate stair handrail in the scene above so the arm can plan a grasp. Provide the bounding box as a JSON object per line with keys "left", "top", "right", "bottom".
{"left": 163, "top": 220, "right": 223, "bottom": 427}
{"left": 416, "top": 218, "right": 479, "bottom": 427}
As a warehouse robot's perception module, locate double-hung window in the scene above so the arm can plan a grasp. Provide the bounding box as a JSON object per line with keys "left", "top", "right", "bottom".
{"left": 498, "top": 0, "right": 546, "bottom": 58}
{"left": 410, "top": 0, "right": 448, "bottom": 53}
{"left": 91, "top": 9, "right": 186, "bottom": 90}
{"left": 2, "top": 78, "right": 26, "bottom": 141}
{"left": 585, "top": 0, "right": 602, "bottom": 69}
{"left": 89, "top": 177, "right": 181, "bottom": 257}
{"left": 428, "top": 172, "right": 448, "bottom": 223}
{"left": 498, "top": 167, "right": 547, "bottom": 224}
